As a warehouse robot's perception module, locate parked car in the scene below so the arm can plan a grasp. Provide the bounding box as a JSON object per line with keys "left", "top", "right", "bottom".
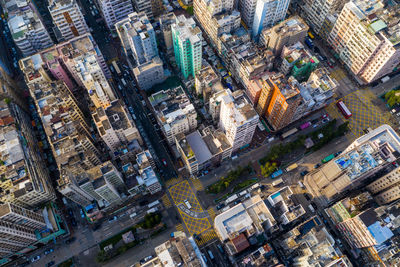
{"left": 162, "top": 159, "right": 167, "bottom": 166}
{"left": 46, "top": 261, "right": 55, "bottom": 267}
{"left": 31, "top": 255, "right": 41, "bottom": 262}
{"left": 44, "top": 248, "right": 54, "bottom": 255}
{"left": 300, "top": 170, "right": 309, "bottom": 177}
{"left": 216, "top": 203, "right": 225, "bottom": 210}
{"left": 314, "top": 163, "right": 321, "bottom": 169}
{"left": 334, "top": 151, "right": 342, "bottom": 157}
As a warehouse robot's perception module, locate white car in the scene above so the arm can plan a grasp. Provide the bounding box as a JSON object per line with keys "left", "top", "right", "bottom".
{"left": 184, "top": 199, "right": 192, "bottom": 209}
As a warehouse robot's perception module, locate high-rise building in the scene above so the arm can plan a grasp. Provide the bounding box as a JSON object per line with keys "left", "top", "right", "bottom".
{"left": 48, "top": 0, "right": 89, "bottom": 41}
{"left": 219, "top": 89, "right": 258, "bottom": 152}
{"left": 115, "top": 12, "right": 158, "bottom": 65}
{"left": 132, "top": 0, "right": 163, "bottom": 20}
{"left": 132, "top": 57, "right": 165, "bottom": 91}
{"left": 159, "top": 12, "right": 177, "bottom": 54}
{"left": 195, "top": 65, "right": 222, "bottom": 102}
{"left": 251, "top": 0, "right": 291, "bottom": 37}
{"left": 1, "top": 0, "right": 54, "bottom": 56}
{"left": 0, "top": 101, "right": 55, "bottom": 208}
{"left": 366, "top": 167, "right": 400, "bottom": 205}
{"left": 255, "top": 74, "right": 301, "bottom": 130}
{"left": 96, "top": 0, "right": 134, "bottom": 29}
{"left": 193, "top": 0, "right": 240, "bottom": 47}
{"left": 304, "top": 124, "right": 400, "bottom": 207}
{"left": 300, "top": 0, "right": 347, "bottom": 34}
{"left": 0, "top": 203, "right": 46, "bottom": 230}
{"left": 329, "top": 0, "right": 400, "bottom": 84}
{"left": 149, "top": 86, "right": 197, "bottom": 144}
{"left": 260, "top": 16, "right": 309, "bottom": 56}
{"left": 171, "top": 15, "right": 203, "bottom": 79}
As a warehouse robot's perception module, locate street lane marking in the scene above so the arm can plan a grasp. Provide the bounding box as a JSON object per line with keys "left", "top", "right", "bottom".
{"left": 161, "top": 194, "right": 172, "bottom": 208}
{"left": 196, "top": 228, "right": 217, "bottom": 247}
{"left": 190, "top": 177, "right": 204, "bottom": 191}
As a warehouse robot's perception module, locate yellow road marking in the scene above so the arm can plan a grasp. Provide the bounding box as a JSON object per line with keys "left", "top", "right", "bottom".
{"left": 196, "top": 228, "right": 217, "bottom": 247}
{"left": 161, "top": 194, "right": 172, "bottom": 208}
{"left": 190, "top": 177, "right": 204, "bottom": 191}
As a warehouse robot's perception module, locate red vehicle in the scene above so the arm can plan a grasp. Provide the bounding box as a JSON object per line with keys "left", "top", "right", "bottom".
{"left": 162, "top": 159, "right": 167, "bottom": 166}
{"left": 336, "top": 100, "right": 352, "bottom": 119}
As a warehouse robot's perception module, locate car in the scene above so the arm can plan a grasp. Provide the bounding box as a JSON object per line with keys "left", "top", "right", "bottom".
{"left": 322, "top": 118, "right": 329, "bottom": 123}
{"left": 216, "top": 203, "right": 225, "bottom": 210}
{"left": 31, "top": 255, "right": 41, "bottom": 262}
{"left": 233, "top": 199, "right": 242, "bottom": 205}
{"left": 44, "top": 248, "right": 54, "bottom": 255}
{"left": 46, "top": 261, "right": 55, "bottom": 267}
{"left": 327, "top": 61, "right": 334, "bottom": 68}
{"left": 313, "top": 124, "right": 318, "bottom": 128}
{"left": 314, "top": 163, "right": 321, "bottom": 169}
{"left": 322, "top": 114, "right": 328, "bottom": 119}
{"left": 140, "top": 256, "right": 153, "bottom": 264}
{"left": 108, "top": 216, "right": 118, "bottom": 223}
{"left": 65, "top": 237, "right": 76, "bottom": 244}
{"left": 303, "top": 193, "right": 311, "bottom": 201}
{"left": 162, "top": 159, "right": 167, "bottom": 166}
{"left": 300, "top": 170, "right": 309, "bottom": 176}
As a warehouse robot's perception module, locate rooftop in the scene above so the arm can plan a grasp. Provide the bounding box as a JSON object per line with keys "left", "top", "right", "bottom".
{"left": 262, "top": 15, "right": 308, "bottom": 37}
{"left": 305, "top": 125, "right": 400, "bottom": 205}
{"left": 172, "top": 15, "right": 202, "bottom": 44}
{"left": 115, "top": 12, "right": 153, "bottom": 38}
{"left": 149, "top": 86, "right": 196, "bottom": 127}
{"left": 214, "top": 195, "right": 275, "bottom": 241}
{"left": 267, "top": 186, "right": 305, "bottom": 224}
{"left": 221, "top": 89, "right": 258, "bottom": 126}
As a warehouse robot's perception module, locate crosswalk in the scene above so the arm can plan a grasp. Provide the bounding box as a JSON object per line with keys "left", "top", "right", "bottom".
{"left": 196, "top": 229, "right": 217, "bottom": 247}
{"left": 161, "top": 194, "right": 172, "bottom": 208}
{"left": 190, "top": 177, "right": 204, "bottom": 191}
{"left": 176, "top": 224, "right": 184, "bottom": 232}
{"left": 207, "top": 207, "right": 217, "bottom": 221}
{"left": 165, "top": 177, "right": 183, "bottom": 188}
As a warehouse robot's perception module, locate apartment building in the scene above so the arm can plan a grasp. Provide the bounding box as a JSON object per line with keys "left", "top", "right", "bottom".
{"left": 195, "top": 65, "right": 222, "bottom": 101}
{"left": 193, "top": 0, "right": 240, "bottom": 46}
{"left": 154, "top": 231, "right": 203, "bottom": 266}
{"left": 305, "top": 124, "right": 400, "bottom": 207}
{"left": 279, "top": 216, "right": 352, "bottom": 267}
{"left": 300, "top": 0, "right": 346, "bottom": 34}
{"left": 176, "top": 127, "right": 231, "bottom": 175}
{"left": 280, "top": 42, "right": 319, "bottom": 81}
{"left": 255, "top": 73, "right": 302, "bottom": 130}
{"left": 366, "top": 167, "right": 400, "bottom": 205}
{"left": 292, "top": 67, "right": 336, "bottom": 121}
{"left": 149, "top": 86, "right": 197, "bottom": 144}
{"left": 159, "top": 12, "right": 177, "bottom": 54}
{"left": 1, "top": 0, "right": 53, "bottom": 56}
{"left": 0, "top": 101, "right": 55, "bottom": 208}
{"left": 260, "top": 16, "right": 309, "bottom": 56}
{"left": 132, "top": 0, "right": 163, "bottom": 20}
{"left": 209, "top": 88, "right": 229, "bottom": 122}
{"left": 224, "top": 37, "right": 275, "bottom": 91}
{"left": 0, "top": 203, "right": 45, "bottom": 230}
{"left": 214, "top": 195, "right": 276, "bottom": 255}
{"left": 329, "top": 0, "right": 400, "bottom": 84}
{"left": 132, "top": 57, "right": 165, "bottom": 90}
{"left": 219, "top": 89, "right": 258, "bottom": 152}
{"left": 267, "top": 186, "right": 305, "bottom": 224}
{"left": 171, "top": 15, "right": 203, "bottom": 79}
{"left": 48, "top": 0, "right": 89, "bottom": 41}
{"left": 115, "top": 12, "right": 158, "bottom": 65}
{"left": 251, "top": 0, "right": 291, "bottom": 37}
{"left": 96, "top": 0, "right": 134, "bottom": 29}
{"left": 92, "top": 99, "right": 142, "bottom": 152}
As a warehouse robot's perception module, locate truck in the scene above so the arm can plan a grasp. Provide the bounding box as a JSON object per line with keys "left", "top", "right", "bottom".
{"left": 271, "top": 178, "right": 284, "bottom": 187}
{"left": 285, "top": 163, "right": 298, "bottom": 172}
{"left": 147, "top": 200, "right": 160, "bottom": 208}
{"left": 225, "top": 194, "right": 238, "bottom": 204}
{"left": 271, "top": 169, "right": 283, "bottom": 179}
{"left": 322, "top": 154, "right": 335, "bottom": 163}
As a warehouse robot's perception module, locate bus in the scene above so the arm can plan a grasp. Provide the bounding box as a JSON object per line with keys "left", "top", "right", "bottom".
{"left": 322, "top": 154, "right": 335, "bottom": 163}
{"left": 300, "top": 122, "right": 311, "bottom": 130}
{"left": 336, "top": 100, "right": 352, "bottom": 119}
{"left": 281, "top": 128, "right": 298, "bottom": 139}
{"left": 112, "top": 61, "right": 121, "bottom": 75}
